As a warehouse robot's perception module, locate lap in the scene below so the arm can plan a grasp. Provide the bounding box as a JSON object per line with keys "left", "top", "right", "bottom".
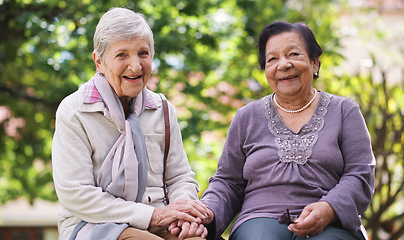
{"left": 117, "top": 227, "right": 205, "bottom": 240}
{"left": 118, "top": 227, "right": 162, "bottom": 240}
{"left": 230, "top": 218, "right": 365, "bottom": 240}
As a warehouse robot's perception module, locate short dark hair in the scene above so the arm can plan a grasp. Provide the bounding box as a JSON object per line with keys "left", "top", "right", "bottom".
{"left": 257, "top": 21, "right": 322, "bottom": 79}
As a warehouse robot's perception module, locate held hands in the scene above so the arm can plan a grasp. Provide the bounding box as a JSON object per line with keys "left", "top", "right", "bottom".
{"left": 287, "top": 201, "right": 337, "bottom": 238}
{"left": 168, "top": 220, "right": 208, "bottom": 240}
{"left": 150, "top": 199, "right": 209, "bottom": 228}
{"left": 167, "top": 204, "right": 215, "bottom": 240}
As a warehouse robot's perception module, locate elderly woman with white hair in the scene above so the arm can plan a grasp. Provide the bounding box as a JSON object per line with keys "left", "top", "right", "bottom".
{"left": 52, "top": 7, "right": 208, "bottom": 240}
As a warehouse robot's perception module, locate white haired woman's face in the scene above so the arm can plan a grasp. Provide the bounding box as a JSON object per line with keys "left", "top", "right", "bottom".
{"left": 93, "top": 37, "right": 152, "bottom": 104}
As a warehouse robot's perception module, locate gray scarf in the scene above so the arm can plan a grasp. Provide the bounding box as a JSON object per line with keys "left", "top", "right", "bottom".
{"left": 69, "top": 73, "right": 148, "bottom": 240}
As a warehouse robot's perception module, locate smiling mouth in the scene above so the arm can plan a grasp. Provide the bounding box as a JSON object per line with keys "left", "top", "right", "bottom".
{"left": 123, "top": 75, "right": 142, "bottom": 81}
{"left": 279, "top": 75, "right": 297, "bottom": 80}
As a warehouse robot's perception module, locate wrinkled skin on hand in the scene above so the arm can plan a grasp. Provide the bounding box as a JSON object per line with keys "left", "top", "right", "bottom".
{"left": 287, "top": 201, "right": 337, "bottom": 238}
{"left": 149, "top": 199, "right": 209, "bottom": 228}
{"left": 168, "top": 204, "right": 214, "bottom": 239}
{"left": 168, "top": 220, "right": 208, "bottom": 240}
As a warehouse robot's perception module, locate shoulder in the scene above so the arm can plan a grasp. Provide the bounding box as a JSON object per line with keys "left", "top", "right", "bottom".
{"left": 141, "top": 89, "right": 179, "bottom": 124}
{"left": 236, "top": 97, "right": 266, "bottom": 114}
{"left": 144, "top": 88, "right": 172, "bottom": 109}
{"left": 229, "top": 97, "right": 269, "bottom": 127}
{"left": 324, "top": 91, "right": 360, "bottom": 111}
{"left": 56, "top": 81, "right": 105, "bottom": 119}
{"left": 233, "top": 96, "right": 272, "bottom": 124}
{"left": 145, "top": 89, "right": 161, "bottom": 105}
{"left": 144, "top": 89, "right": 178, "bottom": 115}
{"left": 56, "top": 89, "right": 82, "bottom": 119}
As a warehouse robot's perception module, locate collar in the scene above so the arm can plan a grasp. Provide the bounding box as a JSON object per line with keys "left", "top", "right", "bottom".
{"left": 82, "top": 78, "right": 158, "bottom": 110}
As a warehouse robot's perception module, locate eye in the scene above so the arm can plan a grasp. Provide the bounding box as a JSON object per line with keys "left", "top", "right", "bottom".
{"left": 116, "top": 53, "right": 125, "bottom": 58}
{"left": 289, "top": 52, "right": 301, "bottom": 58}
{"left": 139, "top": 51, "right": 149, "bottom": 56}
{"left": 266, "top": 57, "right": 276, "bottom": 63}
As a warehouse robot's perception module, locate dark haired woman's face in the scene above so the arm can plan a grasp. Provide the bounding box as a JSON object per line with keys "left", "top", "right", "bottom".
{"left": 264, "top": 31, "right": 318, "bottom": 98}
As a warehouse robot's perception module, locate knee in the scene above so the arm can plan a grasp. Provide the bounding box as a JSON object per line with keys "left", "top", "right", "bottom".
{"left": 118, "top": 227, "right": 162, "bottom": 240}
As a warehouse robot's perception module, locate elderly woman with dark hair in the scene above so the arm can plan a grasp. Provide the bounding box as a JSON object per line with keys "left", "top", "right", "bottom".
{"left": 197, "top": 21, "right": 375, "bottom": 240}
{"left": 52, "top": 7, "right": 208, "bottom": 240}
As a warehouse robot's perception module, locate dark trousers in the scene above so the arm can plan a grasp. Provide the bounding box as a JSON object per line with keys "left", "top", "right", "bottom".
{"left": 230, "top": 218, "right": 365, "bottom": 240}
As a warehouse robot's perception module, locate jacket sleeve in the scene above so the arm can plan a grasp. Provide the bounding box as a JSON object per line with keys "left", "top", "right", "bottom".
{"left": 52, "top": 95, "right": 154, "bottom": 231}
{"left": 320, "top": 101, "right": 375, "bottom": 232}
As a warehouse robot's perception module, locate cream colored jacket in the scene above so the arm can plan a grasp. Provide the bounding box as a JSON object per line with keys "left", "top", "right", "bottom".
{"left": 52, "top": 86, "right": 199, "bottom": 240}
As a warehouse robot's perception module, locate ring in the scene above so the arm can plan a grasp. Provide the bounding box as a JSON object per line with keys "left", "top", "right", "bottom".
{"left": 305, "top": 236, "right": 310, "bottom": 239}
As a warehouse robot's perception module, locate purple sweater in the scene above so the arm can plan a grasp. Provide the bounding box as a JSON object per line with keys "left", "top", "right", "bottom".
{"left": 201, "top": 91, "right": 375, "bottom": 239}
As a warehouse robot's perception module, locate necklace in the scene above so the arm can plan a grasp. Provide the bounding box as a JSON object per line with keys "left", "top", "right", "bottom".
{"left": 273, "top": 88, "right": 317, "bottom": 114}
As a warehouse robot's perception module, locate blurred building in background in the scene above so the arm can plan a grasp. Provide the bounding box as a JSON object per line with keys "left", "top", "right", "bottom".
{"left": 341, "top": 0, "right": 404, "bottom": 84}
{"left": 0, "top": 198, "right": 59, "bottom": 240}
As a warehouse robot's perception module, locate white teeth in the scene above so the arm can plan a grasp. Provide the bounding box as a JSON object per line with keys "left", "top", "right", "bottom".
{"left": 124, "top": 76, "right": 141, "bottom": 79}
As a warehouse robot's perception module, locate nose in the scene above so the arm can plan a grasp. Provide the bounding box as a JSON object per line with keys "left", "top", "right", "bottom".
{"left": 277, "top": 57, "right": 292, "bottom": 71}
{"left": 128, "top": 56, "right": 142, "bottom": 72}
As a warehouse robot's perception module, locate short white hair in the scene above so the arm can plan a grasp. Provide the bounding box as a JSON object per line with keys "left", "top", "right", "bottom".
{"left": 93, "top": 7, "right": 154, "bottom": 59}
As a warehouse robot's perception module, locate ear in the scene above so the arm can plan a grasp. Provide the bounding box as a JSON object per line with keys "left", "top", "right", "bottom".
{"left": 93, "top": 51, "right": 103, "bottom": 74}
{"left": 312, "top": 58, "right": 320, "bottom": 72}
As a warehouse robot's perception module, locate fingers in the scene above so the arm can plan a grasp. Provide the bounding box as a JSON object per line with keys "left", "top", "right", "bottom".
{"left": 289, "top": 220, "right": 320, "bottom": 239}
{"left": 201, "top": 208, "right": 215, "bottom": 225}
{"left": 188, "top": 222, "right": 199, "bottom": 236}
{"left": 168, "top": 221, "right": 180, "bottom": 235}
{"left": 196, "top": 224, "right": 207, "bottom": 238}
{"left": 291, "top": 214, "right": 324, "bottom": 238}
{"left": 150, "top": 207, "right": 199, "bottom": 227}
{"left": 295, "top": 206, "right": 311, "bottom": 223}
{"left": 173, "top": 199, "right": 209, "bottom": 220}
{"left": 288, "top": 202, "right": 336, "bottom": 237}
{"left": 201, "top": 225, "right": 208, "bottom": 238}
{"left": 178, "top": 222, "right": 191, "bottom": 240}
{"left": 176, "top": 219, "right": 185, "bottom": 227}
{"left": 169, "top": 226, "right": 181, "bottom": 236}
{"left": 177, "top": 222, "right": 207, "bottom": 240}
{"left": 168, "top": 221, "right": 177, "bottom": 231}
{"left": 150, "top": 199, "right": 211, "bottom": 229}
{"left": 175, "top": 211, "right": 201, "bottom": 225}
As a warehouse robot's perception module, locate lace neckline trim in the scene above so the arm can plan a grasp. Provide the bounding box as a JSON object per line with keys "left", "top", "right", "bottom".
{"left": 263, "top": 91, "right": 332, "bottom": 165}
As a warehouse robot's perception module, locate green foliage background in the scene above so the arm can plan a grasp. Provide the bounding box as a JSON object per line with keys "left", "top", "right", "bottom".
{"left": 1, "top": 0, "right": 403, "bottom": 239}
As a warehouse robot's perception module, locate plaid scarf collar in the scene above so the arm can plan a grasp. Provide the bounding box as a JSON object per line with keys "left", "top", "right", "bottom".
{"left": 82, "top": 77, "right": 158, "bottom": 110}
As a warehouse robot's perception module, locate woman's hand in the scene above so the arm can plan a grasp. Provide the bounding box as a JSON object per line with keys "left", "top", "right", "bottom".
{"left": 202, "top": 207, "right": 214, "bottom": 225}
{"left": 168, "top": 220, "right": 208, "bottom": 240}
{"left": 168, "top": 206, "right": 214, "bottom": 239}
{"left": 287, "top": 201, "right": 337, "bottom": 238}
{"left": 150, "top": 199, "right": 209, "bottom": 228}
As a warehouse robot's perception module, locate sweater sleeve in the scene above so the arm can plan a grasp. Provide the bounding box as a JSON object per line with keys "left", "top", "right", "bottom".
{"left": 200, "top": 111, "right": 247, "bottom": 239}
{"left": 52, "top": 96, "right": 154, "bottom": 231}
{"left": 320, "top": 101, "right": 375, "bottom": 232}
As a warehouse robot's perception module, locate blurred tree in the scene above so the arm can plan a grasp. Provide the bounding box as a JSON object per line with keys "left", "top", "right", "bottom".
{"left": 0, "top": 0, "right": 340, "bottom": 203}
{"left": 0, "top": 0, "right": 112, "bottom": 204}
{"left": 323, "top": 4, "right": 404, "bottom": 238}
{"left": 5, "top": 1, "right": 403, "bottom": 240}
{"left": 365, "top": 72, "right": 404, "bottom": 240}
{"left": 324, "top": 68, "right": 404, "bottom": 240}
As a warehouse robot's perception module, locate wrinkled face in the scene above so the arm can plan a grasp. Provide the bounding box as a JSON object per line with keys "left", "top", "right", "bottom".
{"left": 93, "top": 37, "right": 152, "bottom": 103}
{"left": 264, "top": 31, "right": 319, "bottom": 98}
